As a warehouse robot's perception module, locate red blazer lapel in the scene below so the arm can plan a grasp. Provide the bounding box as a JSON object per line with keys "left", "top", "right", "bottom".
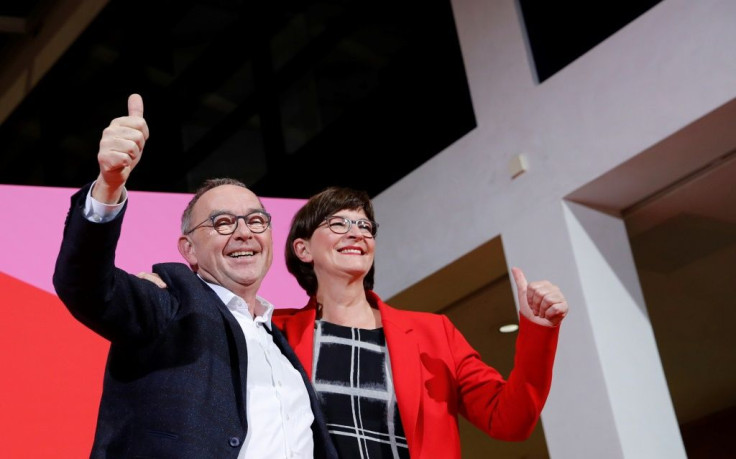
{"left": 280, "top": 301, "right": 318, "bottom": 380}
{"left": 372, "top": 292, "right": 424, "bottom": 457}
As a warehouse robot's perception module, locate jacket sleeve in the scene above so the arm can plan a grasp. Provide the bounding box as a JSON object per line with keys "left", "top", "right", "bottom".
{"left": 52, "top": 184, "right": 179, "bottom": 344}
{"left": 448, "top": 314, "right": 559, "bottom": 441}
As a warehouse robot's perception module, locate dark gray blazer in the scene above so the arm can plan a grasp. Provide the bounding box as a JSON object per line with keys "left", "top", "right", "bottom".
{"left": 53, "top": 184, "right": 337, "bottom": 459}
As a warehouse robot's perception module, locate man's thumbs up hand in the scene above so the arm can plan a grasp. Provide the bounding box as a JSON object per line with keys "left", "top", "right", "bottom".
{"left": 93, "top": 94, "right": 150, "bottom": 203}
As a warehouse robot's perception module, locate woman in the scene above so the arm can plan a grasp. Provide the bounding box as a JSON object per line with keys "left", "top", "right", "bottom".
{"left": 272, "top": 187, "right": 568, "bottom": 459}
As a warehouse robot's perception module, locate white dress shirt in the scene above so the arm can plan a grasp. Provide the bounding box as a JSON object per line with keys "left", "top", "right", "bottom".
{"left": 205, "top": 284, "right": 314, "bottom": 459}
{"left": 84, "top": 185, "right": 315, "bottom": 458}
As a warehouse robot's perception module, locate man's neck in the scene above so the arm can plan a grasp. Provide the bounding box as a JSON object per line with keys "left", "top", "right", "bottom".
{"left": 197, "top": 274, "right": 260, "bottom": 315}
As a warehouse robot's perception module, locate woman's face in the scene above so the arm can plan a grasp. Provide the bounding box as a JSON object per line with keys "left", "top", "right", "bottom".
{"left": 293, "top": 208, "right": 375, "bottom": 284}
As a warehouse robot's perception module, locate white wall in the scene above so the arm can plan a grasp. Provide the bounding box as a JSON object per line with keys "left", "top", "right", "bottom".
{"left": 372, "top": 0, "right": 736, "bottom": 457}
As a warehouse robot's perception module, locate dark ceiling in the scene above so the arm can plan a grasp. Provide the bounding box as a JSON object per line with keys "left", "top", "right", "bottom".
{"left": 0, "top": 1, "right": 666, "bottom": 199}
{"left": 519, "top": 0, "right": 663, "bottom": 82}
{"left": 0, "top": 0, "right": 476, "bottom": 198}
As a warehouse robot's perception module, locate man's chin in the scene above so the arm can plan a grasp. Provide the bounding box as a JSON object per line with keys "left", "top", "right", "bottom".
{"left": 230, "top": 271, "right": 266, "bottom": 288}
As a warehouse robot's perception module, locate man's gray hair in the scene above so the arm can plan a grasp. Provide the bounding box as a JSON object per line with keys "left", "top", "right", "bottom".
{"left": 180, "top": 178, "right": 259, "bottom": 233}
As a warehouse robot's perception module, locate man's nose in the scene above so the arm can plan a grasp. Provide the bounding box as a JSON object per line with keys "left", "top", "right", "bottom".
{"left": 233, "top": 217, "right": 254, "bottom": 238}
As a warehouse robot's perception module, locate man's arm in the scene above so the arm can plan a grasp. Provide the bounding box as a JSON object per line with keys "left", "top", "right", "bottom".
{"left": 53, "top": 94, "right": 171, "bottom": 343}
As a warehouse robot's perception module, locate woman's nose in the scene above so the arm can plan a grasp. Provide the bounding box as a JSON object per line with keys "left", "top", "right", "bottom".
{"left": 347, "top": 223, "right": 364, "bottom": 238}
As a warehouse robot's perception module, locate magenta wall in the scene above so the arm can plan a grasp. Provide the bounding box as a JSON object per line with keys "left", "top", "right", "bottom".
{"left": 0, "top": 184, "right": 307, "bottom": 458}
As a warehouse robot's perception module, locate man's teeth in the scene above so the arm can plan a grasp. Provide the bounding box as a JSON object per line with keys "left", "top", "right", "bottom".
{"left": 338, "top": 248, "right": 362, "bottom": 254}
{"left": 230, "top": 251, "right": 255, "bottom": 258}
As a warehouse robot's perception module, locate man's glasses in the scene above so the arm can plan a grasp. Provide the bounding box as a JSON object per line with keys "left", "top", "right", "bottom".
{"left": 322, "top": 216, "right": 378, "bottom": 237}
{"left": 186, "top": 211, "right": 272, "bottom": 235}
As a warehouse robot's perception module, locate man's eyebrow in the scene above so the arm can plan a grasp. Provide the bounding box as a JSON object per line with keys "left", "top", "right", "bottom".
{"left": 207, "top": 208, "right": 266, "bottom": 218}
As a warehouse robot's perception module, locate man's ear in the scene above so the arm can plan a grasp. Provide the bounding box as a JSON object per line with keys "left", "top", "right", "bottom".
{"left": 178, "top": 236, "right": 198, "bottom": 269}
{"left": 293, "top": 238, "right": 313, "bottom": 263}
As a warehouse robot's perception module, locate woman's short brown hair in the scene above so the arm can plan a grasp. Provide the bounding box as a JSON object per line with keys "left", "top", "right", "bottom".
{"left": 285, "top": 187, "right": 376, "bottom": 296}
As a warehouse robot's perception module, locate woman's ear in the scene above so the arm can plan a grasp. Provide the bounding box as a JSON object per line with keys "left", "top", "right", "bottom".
{"left": 178, "top": 236, "right": 198, "bottom": 269}
{"left": 293, "top": 238, "right": 313, "bottom": 263}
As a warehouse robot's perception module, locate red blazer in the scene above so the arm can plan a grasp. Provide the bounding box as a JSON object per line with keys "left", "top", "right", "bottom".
{"left": 273, "top": 290, "right": 559, "bottom": 459}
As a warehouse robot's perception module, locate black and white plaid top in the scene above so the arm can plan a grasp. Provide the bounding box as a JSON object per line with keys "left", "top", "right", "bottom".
{"left": 312, "top": 320, "right": 411, "bottom": 458}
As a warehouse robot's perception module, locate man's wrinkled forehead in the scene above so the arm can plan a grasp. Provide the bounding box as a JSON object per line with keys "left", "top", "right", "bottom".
{"left": 194, "top": 185, "right": 266, "bottom": 215}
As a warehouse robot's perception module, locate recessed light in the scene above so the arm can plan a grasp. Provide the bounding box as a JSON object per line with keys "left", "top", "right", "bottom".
{"left": 498, "top": 323, "right": 519, "bottom": 333}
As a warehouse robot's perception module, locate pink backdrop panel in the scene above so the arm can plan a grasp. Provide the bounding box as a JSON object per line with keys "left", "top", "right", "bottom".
{"left": 0, "top": 184, "right": 308, "bottom": 308}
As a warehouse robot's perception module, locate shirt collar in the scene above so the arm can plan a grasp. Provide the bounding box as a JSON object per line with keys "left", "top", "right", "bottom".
{"left": 200, "top": 277, "right": 274, "bottom": 328}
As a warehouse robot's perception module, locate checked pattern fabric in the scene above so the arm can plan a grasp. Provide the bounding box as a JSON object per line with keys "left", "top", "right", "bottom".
{"left": 312, "top": 320, "right": 410, "bottom": 459}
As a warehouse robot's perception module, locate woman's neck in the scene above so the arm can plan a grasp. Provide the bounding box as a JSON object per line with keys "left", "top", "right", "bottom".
{"left": 316, "top": 280, "right": 381, "bottom": 329}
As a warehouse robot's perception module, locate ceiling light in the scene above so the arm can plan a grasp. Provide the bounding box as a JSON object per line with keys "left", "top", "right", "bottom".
{"left": 498, "top": 323, "right": 519, "bottom": 334}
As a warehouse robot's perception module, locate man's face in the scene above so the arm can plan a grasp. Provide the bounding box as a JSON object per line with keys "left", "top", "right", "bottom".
{"left": 178, "top": 185, "right": 273, "bottom": 300}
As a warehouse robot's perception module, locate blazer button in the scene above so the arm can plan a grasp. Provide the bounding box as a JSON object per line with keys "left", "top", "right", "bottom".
{"left": 228, "top": 437, "right": 241, "bottom": 447}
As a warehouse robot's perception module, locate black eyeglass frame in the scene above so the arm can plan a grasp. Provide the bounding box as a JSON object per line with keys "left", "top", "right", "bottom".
{"left": 321, "top": 215, "right": 379, "bottom": 237}
{"left": 185, "top": 211, "right": 272, "bottom": 235}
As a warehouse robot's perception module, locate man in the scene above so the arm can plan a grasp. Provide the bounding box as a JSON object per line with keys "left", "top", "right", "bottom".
{"left": 53, "top": 94, "right": 337, "bottom": 458}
